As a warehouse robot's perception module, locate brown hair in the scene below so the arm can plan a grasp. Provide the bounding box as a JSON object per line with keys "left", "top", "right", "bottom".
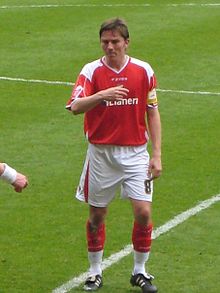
{"left": 99, "top": 18, "right": 129, "bottom": 40}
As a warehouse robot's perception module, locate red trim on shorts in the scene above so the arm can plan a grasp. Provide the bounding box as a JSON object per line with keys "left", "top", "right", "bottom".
{"left": 84, "top": 162, "right": 89, "bottom": 203}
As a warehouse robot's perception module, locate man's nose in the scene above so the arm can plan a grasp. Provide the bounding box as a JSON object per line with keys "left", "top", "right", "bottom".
{"left": 107, "top": 42, "right": 113, "bottom": 49}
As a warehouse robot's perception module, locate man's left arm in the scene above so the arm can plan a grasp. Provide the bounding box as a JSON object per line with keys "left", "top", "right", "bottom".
{"left": 147, "top": 107, "right": 162, "bottom": 179}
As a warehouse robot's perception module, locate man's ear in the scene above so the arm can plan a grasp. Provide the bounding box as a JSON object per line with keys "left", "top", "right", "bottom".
{"left": 125, "top": 38, "right": 130, "bottom": 48}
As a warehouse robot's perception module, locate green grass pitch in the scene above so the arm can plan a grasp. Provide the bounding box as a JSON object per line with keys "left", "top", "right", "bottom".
{"left": 0, "top": 0, "right": 220, "bottom": 292}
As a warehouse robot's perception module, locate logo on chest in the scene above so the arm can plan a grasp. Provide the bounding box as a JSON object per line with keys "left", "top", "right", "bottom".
{"left": 111, "top": 77, "right": 128, "bottom": 82}
{"left": 105, "top": 97, "right": 138, "bottom": 107}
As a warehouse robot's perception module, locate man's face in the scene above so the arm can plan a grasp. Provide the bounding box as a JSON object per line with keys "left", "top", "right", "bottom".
{"left": 100, "top": 30, "right": 129, "bottom": 60}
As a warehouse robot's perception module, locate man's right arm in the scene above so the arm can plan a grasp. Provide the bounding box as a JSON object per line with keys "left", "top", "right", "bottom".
{"left": 71, "top": 85, "right": 129, "bottom": 115}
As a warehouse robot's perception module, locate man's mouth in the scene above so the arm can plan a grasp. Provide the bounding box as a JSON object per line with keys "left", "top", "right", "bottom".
{"left": 108, "top": 52, "right": 116, "bottom": 56}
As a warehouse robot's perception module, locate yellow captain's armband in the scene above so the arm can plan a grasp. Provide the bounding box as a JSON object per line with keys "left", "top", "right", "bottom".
{"left": 147, "top": 88, "right": 158, "bottom": 107}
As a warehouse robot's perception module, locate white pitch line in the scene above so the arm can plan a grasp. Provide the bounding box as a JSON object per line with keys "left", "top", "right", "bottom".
{"left": 156, "top": 88, "right": 220, "bottom": 96}
{"left": 0, "top": 4, "right": 151, "bottom": 9}
{"left": 0, "top": 3, "right": 220, "bottom": 9}
{"left": 0, "top": 76, "right": 73, "bottom": 86}
{"left": 1, "top": 76, "right": 220, "bottom": 96}
{"left": 168, "top": 3, "right": 220, "bottom": 6}
{"left": 52, "top": 194, "right": 220, "bottom": 293}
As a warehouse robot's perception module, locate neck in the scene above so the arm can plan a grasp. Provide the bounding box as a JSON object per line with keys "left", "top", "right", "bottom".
{"left": 104, "top": 55, "right": 128, "bottom": 71}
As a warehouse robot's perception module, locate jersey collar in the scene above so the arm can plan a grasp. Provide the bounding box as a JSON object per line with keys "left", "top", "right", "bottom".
{"left": 101, "top": 55, "right": 130, "bottom": 74}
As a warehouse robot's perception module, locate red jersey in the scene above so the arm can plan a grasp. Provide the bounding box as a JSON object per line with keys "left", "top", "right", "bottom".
{"left": 66, "top": 56, "right": 158, "bottom": 146}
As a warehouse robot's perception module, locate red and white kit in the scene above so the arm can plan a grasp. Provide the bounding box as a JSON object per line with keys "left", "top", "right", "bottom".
{"left": 66, "top": 56, "right": 158, "bottom": 206}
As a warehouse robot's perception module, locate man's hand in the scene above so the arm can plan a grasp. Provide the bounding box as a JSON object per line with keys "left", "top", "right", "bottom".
{"left": 100, "top": 85, "right": 129, "bottom": 101}
{"left": 148, "top": 156, "right": 162, "bottom": 180}
{"left": 12, "top": 173, "right": 28, "bottom": 193}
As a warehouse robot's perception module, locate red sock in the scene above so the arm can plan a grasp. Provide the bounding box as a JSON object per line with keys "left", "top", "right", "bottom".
{"left": 132, "top": 221, "right": 153, "bottom": 253}
{"left": 86, "top": 220, "right": 106, "bottom": 252}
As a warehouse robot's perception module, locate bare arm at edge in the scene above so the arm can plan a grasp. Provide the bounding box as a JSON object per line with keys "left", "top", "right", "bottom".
{"left": 147, "top": 107, "right": 162, "bottom": 179}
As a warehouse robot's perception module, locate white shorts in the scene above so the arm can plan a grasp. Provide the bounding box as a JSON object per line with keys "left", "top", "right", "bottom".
{"left": 76, "top": 143, "right": 153, "bottom": 207}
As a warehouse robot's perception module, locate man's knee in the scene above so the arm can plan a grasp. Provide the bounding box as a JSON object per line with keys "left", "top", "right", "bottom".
{"left": 135, "top": 210, "right": 151, "bottom": 225}
{"left": 89, "top": 206, "right": 107, "bottom": 228}
{"left": 132, "top": 201, "right": 151, "bottom": 225}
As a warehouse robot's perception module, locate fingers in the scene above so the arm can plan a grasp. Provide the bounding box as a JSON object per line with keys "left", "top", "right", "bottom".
{"left": 149, "top": 168, "right": 162, "bottom": 180}
{"left": 12, "top": 173, "right": 28, "bottom": 193}
{"left": 14, "top": 186, "right": 22, "bottom": 193}
{"left": 103, "top": 85, "right": 129, "bottom": 101}
{"left": 149, "top": 170, "right": 162, "bottom": 181}
{"left": 113, "top": 86, "right": 129, "bottom": 99}
{"left": 115, "top": 85, "right": 129, "bottom": 95}
{"left": 148, "top": 158, "right": 162, "bottom": 180}
{"left": 14, "top": 182, "right": 28, "bottom": 193}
